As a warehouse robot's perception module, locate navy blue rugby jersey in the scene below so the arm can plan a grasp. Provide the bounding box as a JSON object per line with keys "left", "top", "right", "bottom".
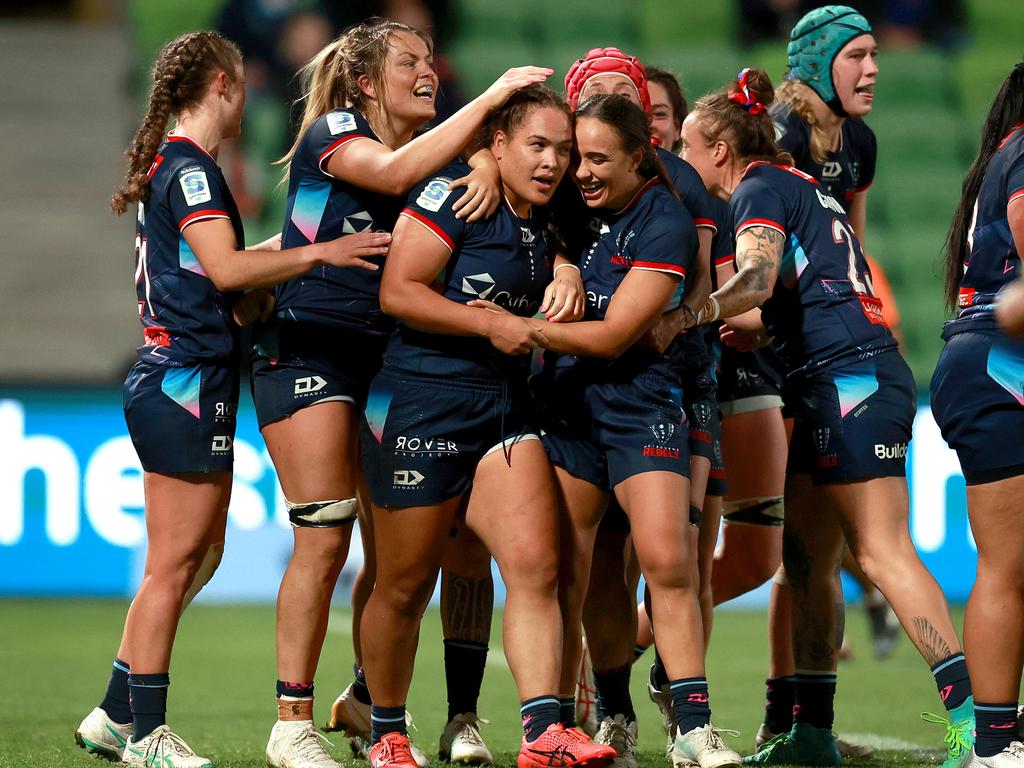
{"left": 549, "top": 147, "right": 714, "bottom": 256}
{"left": 134, "top": 135, "right": 244, "bottom": 365}
{"left": 952, "top": 124, "right": 1024, "bottom": 326}
{"left": 276, "top": 108, "right": 404, "bottom": 334}
{"left": 554, "top": 178, "right": 696, "bottom": 375}
{"left": 730, "top": 162, "right": 896, "bottom": 377}
{"left": 383, "top": 161, "right": 554, "bottom": 380}
{"left": 772, "top": 105, "right": 876, "bottom": 206}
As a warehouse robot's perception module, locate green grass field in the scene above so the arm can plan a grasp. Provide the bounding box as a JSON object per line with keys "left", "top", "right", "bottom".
{"left": 0, "top": 600, "right": 961, "bottom": 768}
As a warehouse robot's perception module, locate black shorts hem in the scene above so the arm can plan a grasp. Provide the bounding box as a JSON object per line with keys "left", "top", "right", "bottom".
{"left": 964, "top": 462, "right": 1024, "bottom": 486}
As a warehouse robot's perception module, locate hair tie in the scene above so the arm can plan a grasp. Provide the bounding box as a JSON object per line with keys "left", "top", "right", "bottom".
{"left": 729, "top": 67, "right": 766, "bottom": 115}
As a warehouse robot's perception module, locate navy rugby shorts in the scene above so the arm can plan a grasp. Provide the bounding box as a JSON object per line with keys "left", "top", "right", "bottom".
{"left": 250, "top": 319, "right": 386, "bottom": 429}
{"left": 931, "top": 326, "right": 1024, "bottom": 485}
{"left": 360, "top": 367, "right": 539, "bottom": 508}
{"left": 540, "top": 366, "right": 691, "bottom": 490}
{"left": 786, "top": 352, "right": 915, "bottom": 485}
{"left": 123, "top": 360, "right": 238, "bottom": 474}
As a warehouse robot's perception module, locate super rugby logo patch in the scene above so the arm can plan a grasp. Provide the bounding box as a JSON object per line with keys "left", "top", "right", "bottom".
{"left": 417, "top": 178, "right": 453, "bottom": 212}
{"left": 326, "top": 110, "right": 357, "bottom": 134}
{"left": 179, "top": 167, "right": 211, "bottom": 206}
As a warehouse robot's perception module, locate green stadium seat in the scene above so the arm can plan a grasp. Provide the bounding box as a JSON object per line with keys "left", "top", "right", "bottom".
{"left": 456, "top": 0, "right": 537, "bottom": 46}
{"left": 449, "top": 38, "right": 544, "bottom": 99}
{"left": 637, "top": 0, "right": 732, "bottom": 47}
{"left": 645, "top": 45, "right": 743, "bottom": 102}
{"left": 535, "top": 1, "right": 639, "bottom": 50}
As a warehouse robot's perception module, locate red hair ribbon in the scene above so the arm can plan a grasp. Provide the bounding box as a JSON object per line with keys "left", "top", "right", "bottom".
{"left": 729, "top": 67, "right": 766, "bottom": 115}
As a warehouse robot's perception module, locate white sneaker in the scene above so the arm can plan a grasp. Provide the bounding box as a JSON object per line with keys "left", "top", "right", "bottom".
{"left": 439, "top": 713, "right": 493, "bottom": 765}
{"left": 755, "top": 723, "right": 874, "bottom": 759}
{"left": 594, "top": 715, "right": 638, "bottom": 768}
{"left": 122, "top": 724, "right": 213, "bottom": 767}
{"left": 672, "top": 724, "right": 741, "bottom": 768}
{"left": 74, "top": 706, "right": 133, "bottom": 761}
{"left": 647, "top": 670, "right": 676, "bottom": 756}
{"left": 967, "top": 742, "right": 1024, "bottom": 768}
{"left": 267, "top": 720, "right": 342, "bottom": 768}
{"left": 326, "top": 683, "right": 372, "bottom": 739}
{"left": 575, "top": 639, "right": 599, "bottom": 737}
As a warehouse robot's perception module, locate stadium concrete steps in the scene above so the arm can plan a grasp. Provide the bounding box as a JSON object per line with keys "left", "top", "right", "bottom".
{"left": 0, "top": 22, "right": 138, "bottom": 382}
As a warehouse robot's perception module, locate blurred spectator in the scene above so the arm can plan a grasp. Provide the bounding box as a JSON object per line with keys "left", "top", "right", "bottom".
{"left": 737, "top": 0, "right": 964, "bottom": 50}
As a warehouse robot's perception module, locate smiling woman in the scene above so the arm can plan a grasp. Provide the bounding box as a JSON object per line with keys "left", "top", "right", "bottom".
{"left": 241, "top": 16, "right": 556, "bottom": 768}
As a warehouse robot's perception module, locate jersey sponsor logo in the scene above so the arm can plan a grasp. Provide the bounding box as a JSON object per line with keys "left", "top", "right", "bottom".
{"left": 214, "top": 401, "right": 237, "bottom": 419}
{"left": 416, "top": 177, "right": 453, "bottom": 212}
{"left": 462, "top": 272, "right": 495, "bottom": 299}
{"left": 395, "top": 435, "right": 459, "bottom": 456}
{"left": 326, "top": 111, "right": 357, "bottom": 135}
{"left": 650, "top": 420, "right": 676, "bottom": 443}
{"left": 392, "top": 469, "right": 425, "bottom": 487}
{"left": 859, "top": 294, "right": 888, "bottom": 326}
{"left": 520, "top": 227, "right": 537, "bottom": 245}
{"left": 643, "top": 418, "right": 681, "bottom": 459}
{"left": 822, "top": 161, "right": 842, "bottom": 179}
{"left": 179, "top": 169, "right": 212, "bottom": 206}
{"left": 294, "top": 375, "right": 327, "bottom": 395}
{"left": 211, "top": 435, "right": 233, "bottom": 453}
{"left": 874, "top": 441, "right": 908, "bottom": 460}
{"left": 585, "top": 290, "right": 611, "bottom": 310}
{"left": 342, "top": 211, "right": 374, "bottom": 234}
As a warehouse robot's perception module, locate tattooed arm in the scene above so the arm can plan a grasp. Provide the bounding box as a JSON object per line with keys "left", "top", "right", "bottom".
{"left": 687, "top": 225, "right": 784, "bottom": 328}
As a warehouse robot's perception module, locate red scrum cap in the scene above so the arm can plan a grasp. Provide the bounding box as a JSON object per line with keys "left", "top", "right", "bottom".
{"left": 564, "top": 47, "right": 651, "bottom": 113}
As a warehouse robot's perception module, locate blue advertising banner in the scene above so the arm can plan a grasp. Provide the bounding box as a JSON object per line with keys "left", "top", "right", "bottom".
{"left": 0, "top": 388, "right": 974, "bottom": 604}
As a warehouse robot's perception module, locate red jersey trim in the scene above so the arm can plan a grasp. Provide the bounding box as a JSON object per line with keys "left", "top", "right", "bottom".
{"left": 400, "top": 209, "right": 455, "bottom": 252}
{"left": 147, "top": 154, "right": 164, "bottom": 180}
{"left": 694, "top": 217, "right": 718, "bottom": 232}
{"left": 998, "top": 123, "right": 1024, "bottom": 150}
{"left": 715, "top": 254, "right": 735, "bottom": 267}
{"left": 318, "top": 134, "right": 369, "bottom": 172}
{"left": 179, "top": 209, "right": 229, "bottom": 230}
{"left": 853, "top": 181, "right": 872, "bottom": 194}
{"left": 741, "top": 160, "right": 818, "bottom": 184}
{"left": 633, "top": 261, "right": 686, "bottom": 277}
{"left": 167, "top": 134, "right": 215, "bottom": 159}
{"left": 736, "top": 218, "right": 787, "bottom": 238}
{"left": 1009, "top": 189, "right": 1024, "bottom": 206}
{"left": 615, "top": 177, "right": 661, "bottom": 215}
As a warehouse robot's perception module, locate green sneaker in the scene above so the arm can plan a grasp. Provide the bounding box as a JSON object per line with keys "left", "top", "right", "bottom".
{"left": 742, "top": 723, "right": 841, "bottom": 766}
{"left": 922, "top": 698, "right": 975, "bottom": 768}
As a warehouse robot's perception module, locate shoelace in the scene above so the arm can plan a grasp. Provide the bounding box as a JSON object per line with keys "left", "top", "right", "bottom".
{"left": 597, "top": 719, "right": 637, "bottom": 749}
{"left": 291, "top": 724, "right": 336, "bottom": 762}
{"left": 152, "top": 730, "right": 199, "bottom": 758}
{"left": 921, "top": 712, "right": 973, "bottom": 758}
{"left": 455, "top": 715, "right": 489, "bottom": 746}
{"left": 696, "top": 725, "right": 740, "bottom": 749}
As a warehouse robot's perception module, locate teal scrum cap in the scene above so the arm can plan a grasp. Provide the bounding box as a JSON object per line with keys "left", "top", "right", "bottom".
{"left": 786, "top": 5, "right": 872, "bottom": 115}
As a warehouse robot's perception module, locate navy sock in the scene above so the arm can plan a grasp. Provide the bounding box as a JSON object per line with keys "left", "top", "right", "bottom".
{"left": 99, "top": 659, "right": 132, "bottom": 725}
{"left": 931, "top": 653, "right": 972, "bottom": 711}
{"left": 975, "top": 702, "right": 1018, "bottom": 757}
{"left": 276, "top": 680, "right": 314, "bottom": 699}
{"left": 444, "top": 639, "right": 488, "bottom": 722}
{"left": 633, "top": 644, "right": 649, "bottom": 661}
{"left": 370, "top": 704, "right": 407, "bottom": 744}
{"left": 594, "top": 664, "right": 636, "bottom": 722}
{"left": 763, "top": 676, "right": 796, "bottom": 734}
{"left": 521, "top": 696, "right": 560, "bottom": 742}
{"left": 670, "top": 677, "right": 711, "bottom": 734}
{"left": 792, "top": 671, "right": 837, "bottom": 730}
{"left": 353, "top": 664, "right": 373, "bottom": 706}
{"left": 558, "top": 697, "right": 575, "bottom": 727}
{"left": 651, "top": 652, "right": 669, "bottom": 689}
{"left": 128, "top": 673, "right": 169, "bottom": 742}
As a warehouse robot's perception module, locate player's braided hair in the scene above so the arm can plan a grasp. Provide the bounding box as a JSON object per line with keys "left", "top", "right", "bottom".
{"left": 574, "top": 94, "right": 680, "bottom": 201}
{"left": 111, "top": 31, "right": 241, "bottom": 215}
{"left": 945, "top": 61, "right": 1024, "bottom": 312}
{"left": 279, "top": 17, "right": 432, "bottom": 172}
{"left": 692, "top": 68, "right": 793, "bottom": 168}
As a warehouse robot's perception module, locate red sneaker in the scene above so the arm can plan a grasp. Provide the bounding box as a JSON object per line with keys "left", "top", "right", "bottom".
{"left": 518, "top": 724, "right": 616, "bottom": 768}
{"left": 369, "top": 733, "right": 420, "bottom": 768}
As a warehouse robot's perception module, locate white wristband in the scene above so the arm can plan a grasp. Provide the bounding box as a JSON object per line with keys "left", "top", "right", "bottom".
{"left": 553, "top": 263, "right": 581, "bottom": 276}
{"left": 705, "top": 295, "right": 721, "bottom": 324}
